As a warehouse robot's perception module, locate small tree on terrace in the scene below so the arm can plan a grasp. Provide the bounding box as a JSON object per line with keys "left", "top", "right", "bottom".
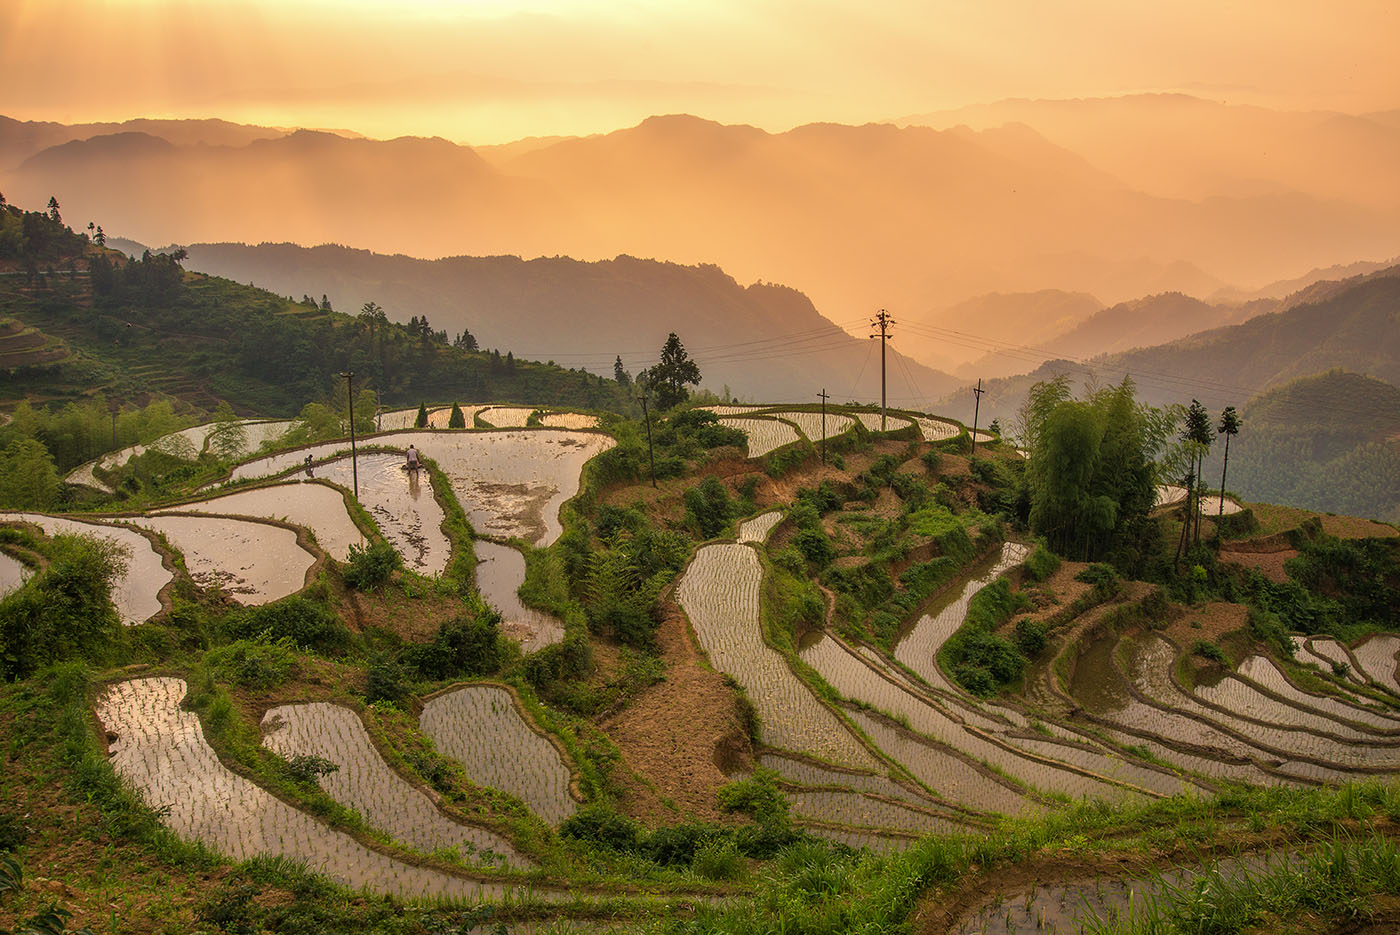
{"left": 448, "top": 402, "right": 466, "bottom": 428}
{"left": 646, "top": 332, "right": 701, "bottom": 410}
{"left": 1183, "top": 399, "right": 1213, "bottom": 547}
{"left": 414, "top": 401, "right": 429, "bottom": 428}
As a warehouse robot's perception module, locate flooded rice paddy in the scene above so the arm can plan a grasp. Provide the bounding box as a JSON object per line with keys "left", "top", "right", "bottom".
{"left": 478, "top": 407, "right": 536, "bottom": 428}
{"left": 675, "top": 542, "right": 877, "bottom": 768}
{"left": 2, "top": 512, "right": 170, "bottom": 625}
{"left": 261, "top": 702, "right": 528, "bottom": 867}
{"left": 737, "top": 510, "right": 783, "bottom": 544}
{"left": 230, "top": 429, "right": 613, "bottom": 546}
{"left": 162, "top": 483, "right": 364, "bottom": 562}
{"left": 309, "top": 454, "right": 450, "bottom": 575}
{"left": 1351, "top": 635, "right": 1400, "bottom": 694}
{"left": 0, "top": 550, "right": 30, "bottom": 596}
{"left": 763, "top": 411, "right": 853, "bottom": 442}
{"left": 717, "top": 417, "right": 801, "bottom": 458}
{"left": 68, "top": 419, "right": 294, "bottom": 492}
{"left": 801, "top": 631, "right": 1141, "bottom": 806}
{"left": 1236, "top": 655, "right": 1400, "bottom": 729}
{"left": 96, "top": 678, "right": 556, "bottom": 901}
{"left": 428, "top": 405, "right": 487, "bottom": 428}
{"left": 419, "top": 685, "right": 578, "bottom": 825}
{"left": 1302, "top": 637, "right": 1366, "bottom": 683}
{"left": 912, "top": 416, "right": 960, "bottom": 441}
{"left": 852, "top": 412, "right": 913, "bottom": 433}
{"left": 538, "top": 412, "right": 599, "bottom": 430}
{"left": 473, "top": 541, "right": 566, "bottom": 652}
{"left": 893, "top": 542, "right": 1031, "bottom": 692}
{"left": 125, "top": 514, "right": 312, "bottom": 605}
{"left": 1194, "top": 663, "right": 1393, "bottom": 741}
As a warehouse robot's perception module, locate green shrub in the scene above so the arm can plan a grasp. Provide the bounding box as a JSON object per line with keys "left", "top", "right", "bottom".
{"left": 693, "top": 837, "right": 746, "bottom": 881}
{"left": 447, "top": 403, "right": 466, "bottom": 428}
{"left": 342, "top": 540, "right": 401, "bottom": 591}
{"left": 402, "top": 613, "right": 501, "bottom": 680}
{"left": 1192, "top": 640, "right": 1229, "bottom": 665}
{"left": 717, "top": 771, "right": 790, "bottom": 827}
{"left": 206, "top": 638, "right": 297, "bottom": 689}
{"left": 230, "top": 596, "right": 348, "bottom": 652}
{"left": 560, "top": 806, "right": 642, "bottom": 852}
{"left": 364, "top": 657, "right": 408, "bottom": 706}
{"left": 1014, "top": 618, "right": 1047, "bottom": 657}
{"left": 285, "top": 754, "right": 339, "bottom": 785}
{"left": 1025, "top": 545, "right": 1061, "bottom": 582}
{"left": 640, "top": 824, "right": 711, "bottom": 867}
{"left": 0, "top": 533, "right": 122, "bottom": 681}
{"left": 684, "top": 476, "right": 734, "bottom": 539}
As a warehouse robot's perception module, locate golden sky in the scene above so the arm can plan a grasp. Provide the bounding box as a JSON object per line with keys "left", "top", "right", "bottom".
{"left": 3, "top": 0, "right": 1397, "bottom": 142}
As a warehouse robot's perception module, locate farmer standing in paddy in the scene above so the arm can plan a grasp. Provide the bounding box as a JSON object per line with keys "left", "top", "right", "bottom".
{"left": 405, "top": 444, "right": 420, "bottom": 471}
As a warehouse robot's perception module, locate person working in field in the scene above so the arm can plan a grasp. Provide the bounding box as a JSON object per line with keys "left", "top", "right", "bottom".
{"left": 405, "top": 444, "right": 420, "bottom": 471}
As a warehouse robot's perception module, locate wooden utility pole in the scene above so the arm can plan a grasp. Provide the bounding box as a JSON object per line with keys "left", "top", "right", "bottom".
{"left": 870, "top": 309, "right": 894, "bottom": 430}
{"left": 818, "top": 388, "right": 830, "bottom": 463}
{"left": 970, "top": 379, "right": 985, "bottom": 454}
{"left": 340, "top": 371, "right": 358, "bottom": 498}
{"left": 638, "top": 390, "right": 657, "bottom": 488}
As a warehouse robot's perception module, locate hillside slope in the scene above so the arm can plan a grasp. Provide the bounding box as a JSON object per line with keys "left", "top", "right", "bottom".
{"left": 173, "top": 241, "right": 960, "bottom": 403}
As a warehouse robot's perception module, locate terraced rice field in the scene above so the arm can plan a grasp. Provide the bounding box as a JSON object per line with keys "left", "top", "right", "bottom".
{"left": 717, "top": 417, "right": 801, "bottom": 458}
{"left": 0, "top": 551, "right": 30, "bottom": 596}
{"left": 1198, "top": 494, "right": 1244, "bottom": 515}
{"left": 893, "top": 541, "right": 1031, "bottom": 692}
{"left": 96, "top": 678, "right": 552, "bottom": 901}
{"left": 260, "top": 703, "right": 527, "bottom": 867}
{"left": 912, "top": 417, "right": 960, "bottom": 441}
{"left": 845, "top": 709, "right": 1030, "bottom": 815}
{"left": 676, "top": 543, "right": 876, "bottom": 768}
{"left": 1, "top": 513, "right": 170, "bottom": 625}
{"left": 473, "top": 541, "right": 566, "bottom": 652}
{"left": 737, "top": 511, "right": 783, "bottom": 544}
{"left": 700, "top": 405, "right": 769, "bottom": 416}
{"left": 785, "top": 788, "right": 968, "bottom": 835}
{"left": 478, "top": 407, "right": 536, "bottom": 428}
{"left": 538, "top": 412, "right": 599, "bottom": 429}
{"left": 852, "top": 412, "right": 913, "bottom": 434}
{"left": 427, "top": 405, "right": 486, "bottom": 428}
{"left": 756, "top": 752, "right": 934, "bottom": 807}
{"left": 230, "top": 430, "right": 614, "bottom": 546}
{"left": 801, "top": 632, "right": 1139, "bottom": 806}
{"left": 1237, "top": 656, "right": 1400, "bottom": 729}
{"left": 1117, "top": 635, "right": 1394, "bottom": 776}
{"left": 1068, "top": 634, "right": 1284, "bottom": 784}
{"left": 67, "top": 420, "right": 294, "bottom": 493}
{"left": 377, "top": 408, "right": 431, "bottom": 431}
{"left": 762, "top": 411, "right": 854, "bottom": 442}
{"left": 162, "top": 484, "right": 364, "bottom": 562}
{"left": 419, "top": 686, "right": 578, "bottom": 825}
{"left": 1351, "top": 635, "right": 1400, "bottom": 694}
{"left": 1194, "top": 664, "right": 1395, "bottom": 741}
{"left": 308, "top": 454, "right": 450, "bottom": 575}
{"left": 1303, "top": 637, "right": 1365, "bottom": 683}
{"left": 124, "top": 515, "right": 313, "bottom": 605}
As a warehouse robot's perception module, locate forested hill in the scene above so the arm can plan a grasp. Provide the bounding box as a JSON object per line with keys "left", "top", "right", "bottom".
{"left": 1223, "top": 370, "right": 1400, "bottom": 523}
{"left": 933, "top": 266, "right": 1400, "bottom": 425}
{"left": 169, "top": 241, "right": 959, "bottom": 402}
{"left": 0, "top": 203, "right": 634, "bottom": 418}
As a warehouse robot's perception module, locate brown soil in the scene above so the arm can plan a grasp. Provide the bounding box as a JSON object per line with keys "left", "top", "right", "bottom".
{"left": 1222, "top": 548, "right": 1298, "bottom": 583}
{"left": 1012, "top": 560, "right": 1092, "bottom": 624}
{"left": 339, "top": 577, "right": 465, "bottom": 642}
{"left": 1161, "top": 600, "right": 1249, "bottom": 648}
{"left": 599, "top": 602, "right": 752, "bottom": 825}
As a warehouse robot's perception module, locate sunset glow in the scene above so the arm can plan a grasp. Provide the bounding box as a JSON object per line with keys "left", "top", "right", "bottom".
{"left": 4, "top": 0, "right": 1397, "bottom": 143}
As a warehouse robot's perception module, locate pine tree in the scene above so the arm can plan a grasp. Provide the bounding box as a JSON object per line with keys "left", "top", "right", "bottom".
{"left": 448, "top": 402, "right": 466, "bottom": 429}
{"left": 414, "top": 402, "right": 428, "bottom": 428}
{"left": 614, "top": 355, "right": 630, "bottom": 386}
{"left": 650, "top": 333, "right": 701, "bottom": 410}
{"left": 46, "top": 196, "right": 61, "bottom": 224}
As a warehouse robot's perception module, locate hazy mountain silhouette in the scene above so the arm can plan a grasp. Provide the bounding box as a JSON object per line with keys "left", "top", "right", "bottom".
{"left": 899, "top": 93, "right": 1400, "bottom": 210}
{"left": 0, "top": 115, "right": 291, "bottom": 171}
{"left": 173, "top": 241, "right": 959, "bottom": 403}
{"left": 6, "top": 106, "right": 1397, "bottom": 354}
{"left": 932, "top": 266, "right": 1400, "bottom": 427}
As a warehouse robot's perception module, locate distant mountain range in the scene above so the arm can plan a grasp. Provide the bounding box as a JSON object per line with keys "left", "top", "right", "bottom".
{"left": 4, "top": 97, "right": 1398, "bottom": 369}
{"left": 161, "top": 241, "right": 959, "bottom": 404}
{"left": 933, "top": 266, "right": 1400, "bottom": 427}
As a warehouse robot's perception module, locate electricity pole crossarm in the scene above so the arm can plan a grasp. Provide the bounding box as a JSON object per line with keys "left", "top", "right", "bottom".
{"left": 817, "top": 388, "right": 830, "bottom": 463}
{"left": 869, "top": 309, "right": 894, "bottom": 431}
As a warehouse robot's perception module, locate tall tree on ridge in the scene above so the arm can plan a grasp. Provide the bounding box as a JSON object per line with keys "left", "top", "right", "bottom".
{"left": 1217, "top": 406, "right": 1241, "bottom": 531}
{"left": 647, "top": 333, "right": 701, "bottom": 410}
